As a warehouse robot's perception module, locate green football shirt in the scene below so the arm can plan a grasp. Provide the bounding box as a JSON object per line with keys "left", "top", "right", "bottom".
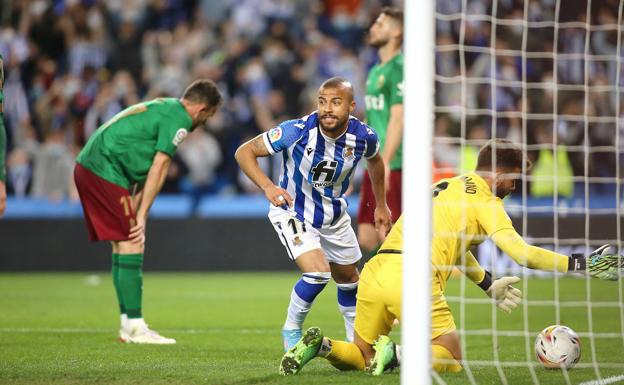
{"left": 0, "top": 53, "right": 5, "bottom": 182}
{"left": 76, "top": 98, "right": 193, "bottom": 188}
{"left": 364, "top": 53, "right": 403, "bottom": 170}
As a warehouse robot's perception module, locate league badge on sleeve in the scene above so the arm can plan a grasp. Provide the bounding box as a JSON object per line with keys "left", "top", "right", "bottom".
{"left": 268, "top": 127, "right": 283, "bottom": 143}
{"left": 172, "top": 128, "right": 188, "bottom": 146}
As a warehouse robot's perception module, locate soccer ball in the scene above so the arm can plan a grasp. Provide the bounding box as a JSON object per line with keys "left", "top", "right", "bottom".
{"left": 534, "top": 325, "right": 581, "bottom": 369}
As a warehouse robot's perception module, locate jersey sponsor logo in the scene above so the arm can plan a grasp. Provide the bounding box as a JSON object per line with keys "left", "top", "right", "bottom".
{"left": 172, "top": 128, "right": 188, "bottom": 146}
{"left": 311, "top": 160, "right": 338, "bottom": 187}
{"left": 268, "top": 127, "right": 283, "bottom": 143}
{"left": 365, "top": 94, "right": 385, "bottom": 111}
{"left": 342, "top": 146, "right": 355, "bottom": 161}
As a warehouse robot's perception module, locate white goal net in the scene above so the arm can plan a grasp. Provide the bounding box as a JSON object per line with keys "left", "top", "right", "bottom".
{"left": 406, "top": 0, "right": 624, "bottom": 384}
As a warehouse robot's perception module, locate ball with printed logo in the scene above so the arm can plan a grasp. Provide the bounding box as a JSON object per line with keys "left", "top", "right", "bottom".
{"left": 534, "top": 325, "right": 581, "bottom": 369}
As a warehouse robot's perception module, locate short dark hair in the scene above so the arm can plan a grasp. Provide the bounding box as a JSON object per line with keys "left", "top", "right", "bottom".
{"left": 319, "top": 77, "right": 354, "bottom": 101}
{"left": 182, "top": 79, "right": 222, "bottom": 107}
{"left": 381, "top": 6, "right": 403, "bottom": 26}
{"left": 476, "top": 139, "right": 531, "bottom": 171}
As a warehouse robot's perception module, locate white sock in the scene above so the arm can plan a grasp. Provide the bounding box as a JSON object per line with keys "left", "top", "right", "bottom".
{"left": 283, "top": 272, "right": 331, "bottom": 330}
{"left": 336, "top": 281, "right": 358, "bottom": 342}
{"left": 120, "top": 314, "right": 128, "bottom": 328}
{"left": 124, "top": 317, "right": 147, "bottom": 333}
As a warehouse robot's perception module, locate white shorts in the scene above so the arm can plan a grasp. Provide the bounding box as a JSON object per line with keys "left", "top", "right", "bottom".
{"left": 268, "top": 206, "right": 362, "bottom": 265}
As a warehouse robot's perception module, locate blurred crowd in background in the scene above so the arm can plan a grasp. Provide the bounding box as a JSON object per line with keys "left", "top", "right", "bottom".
{"left": 0, "top": 0, "right": 622, "bottom": 203}
{"left": 434, "top": 0, "right": 623, "bottom": 198}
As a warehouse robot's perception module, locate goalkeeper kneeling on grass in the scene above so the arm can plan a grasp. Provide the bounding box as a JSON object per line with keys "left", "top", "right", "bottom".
{"left": 279, "top": 139, "right": 623, "bottom": 376}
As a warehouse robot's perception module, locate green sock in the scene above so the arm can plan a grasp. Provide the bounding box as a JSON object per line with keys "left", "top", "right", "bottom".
{"left": 117, "top": 254, "right": 144, "bottom": 319}
{"left": 111, "top": 253, "right": 126, "bottom": 314}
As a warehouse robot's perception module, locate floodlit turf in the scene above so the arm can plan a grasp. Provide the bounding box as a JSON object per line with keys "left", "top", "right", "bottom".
{"left": 1, "top": 273, "right": 623, "bottom": 385}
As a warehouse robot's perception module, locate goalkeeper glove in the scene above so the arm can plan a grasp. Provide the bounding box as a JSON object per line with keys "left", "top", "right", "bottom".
{"left": 569, "top": 244, "right": 624, "bottom": 281}
{"left": 478, "top": 271, "right": 523, "bottom": 314}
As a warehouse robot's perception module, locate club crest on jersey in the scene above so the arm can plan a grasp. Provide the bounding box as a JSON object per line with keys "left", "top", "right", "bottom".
{"left": 342, "top": 146, "right": 355, "bottom": 160}
{"left": 293, "top": 236, "right": 302, "bottom": 246}
{"left": 172, "top": 128, "right": 188, "bottom": 146}
{"left": 377, "top": 75, "right": 385, "bottom": 88}
{"left": 268, "top": 127, "right": 282, "bottom": 143}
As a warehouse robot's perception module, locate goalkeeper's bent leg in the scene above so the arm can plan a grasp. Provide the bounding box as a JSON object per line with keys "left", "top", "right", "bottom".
{"left": 321, "top": 338, "right": 366, "bottom": 371}
{"left": 432, "top": 344, "right": 462, "bottom": 373}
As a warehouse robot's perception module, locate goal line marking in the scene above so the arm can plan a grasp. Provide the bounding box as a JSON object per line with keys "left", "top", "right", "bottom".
{"left": 579, "top": 374, "right": 624, "bottom": 385}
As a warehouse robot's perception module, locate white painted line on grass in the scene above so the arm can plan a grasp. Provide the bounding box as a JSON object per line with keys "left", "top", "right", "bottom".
{"left": 579, "top": 374, "right": 624, "bottom": 385}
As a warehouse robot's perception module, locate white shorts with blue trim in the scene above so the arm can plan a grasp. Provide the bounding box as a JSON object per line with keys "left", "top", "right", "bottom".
{"left": 268, "top": 206, "right": 362, "bottom": 265}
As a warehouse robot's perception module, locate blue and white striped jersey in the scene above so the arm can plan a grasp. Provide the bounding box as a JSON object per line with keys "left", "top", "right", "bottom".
{"left": 262, "top": 111, "right": 379, "bottom": 229}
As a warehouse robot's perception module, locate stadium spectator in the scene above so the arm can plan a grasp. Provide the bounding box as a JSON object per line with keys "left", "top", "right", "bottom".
{"left": 529, "top": 126, "right": 574, "bottom": 198}
{"left": 0, "top": 0, "right": 620, "bottom": 202}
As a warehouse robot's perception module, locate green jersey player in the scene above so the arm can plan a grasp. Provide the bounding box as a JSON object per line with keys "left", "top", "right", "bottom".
{"left": 358, "top": 7, "right": 404, "bottom": 254}
{"left": 0, "top": 53, "right": 6, "bottom": 217}
{"left": 74, "top": 79, "right": 222, "bottom": 344}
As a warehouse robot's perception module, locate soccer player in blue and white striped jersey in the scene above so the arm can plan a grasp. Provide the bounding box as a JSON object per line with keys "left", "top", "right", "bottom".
{"left": 236, "top": 77, "right": 392, "bottom": 351}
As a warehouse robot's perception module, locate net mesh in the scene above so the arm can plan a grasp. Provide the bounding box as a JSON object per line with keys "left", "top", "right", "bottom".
{"left": 431, "top": 0, "right": 624, "bottom": 383}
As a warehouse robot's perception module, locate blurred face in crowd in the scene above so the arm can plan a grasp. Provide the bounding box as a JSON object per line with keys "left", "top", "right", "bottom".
{"left": 317, "top": 83, "right": 355, "bottom": 135}
{"left": 369, "top": 13, "right": 401, "bottom": 48}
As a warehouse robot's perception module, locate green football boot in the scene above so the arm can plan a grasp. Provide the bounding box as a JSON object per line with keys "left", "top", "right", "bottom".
{"left": 369, "top": 335, "right": 398, "bottom": 376}
{"left": 279, "top": 327, "right": 323, "bottom": 375}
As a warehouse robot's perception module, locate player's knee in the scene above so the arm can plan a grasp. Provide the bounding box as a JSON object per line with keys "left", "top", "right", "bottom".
{"left": 331, "top": 267, "right": 359, "bottom": 284}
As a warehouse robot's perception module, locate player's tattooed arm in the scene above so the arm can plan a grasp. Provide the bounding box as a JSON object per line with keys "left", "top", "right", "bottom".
{"left": 235, "top": 134, "right": 293, "bottom": 207}
{"left": 249, "top": 134, "right": 271, "bottom": 157}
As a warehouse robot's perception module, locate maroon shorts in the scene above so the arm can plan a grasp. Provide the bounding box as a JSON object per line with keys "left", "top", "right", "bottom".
{"left": 357, "top": 169, "right": 402, "bottom": 224}
{"left": 74, "top": 163, "right": 136, "bottom": 242}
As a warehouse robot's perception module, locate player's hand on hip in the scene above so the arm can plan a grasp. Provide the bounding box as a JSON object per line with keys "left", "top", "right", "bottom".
{"left": 486, "top": 276, "right": 522, "bottom": 314}
{"left": 129, "top": 216, "right": 146, "bottom": 246}
{"left": 264, "top": 184, "right": 293, "bottom": 208}
{"left": 374, "top": 205, "right": 392, "bottom": 238}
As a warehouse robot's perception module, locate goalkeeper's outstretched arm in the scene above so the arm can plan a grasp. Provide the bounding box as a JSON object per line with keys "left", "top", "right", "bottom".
{"left": 490, "top": 229, "right": 623, "bottom": 280}
{"left": 490, "top": 228, "right": 569, "bottom": 272}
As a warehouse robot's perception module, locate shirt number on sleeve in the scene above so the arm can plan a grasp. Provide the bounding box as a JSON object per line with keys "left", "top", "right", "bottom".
{"left": 432, "top": 181, "right": 449, "bottom": 198}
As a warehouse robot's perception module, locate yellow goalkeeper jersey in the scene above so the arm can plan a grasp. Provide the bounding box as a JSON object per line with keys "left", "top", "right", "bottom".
{"left": 432, "top": 172, "right": 569, "bottom": 288}
{"left": 432, "top": 172, "right": 514, "bottom": 282}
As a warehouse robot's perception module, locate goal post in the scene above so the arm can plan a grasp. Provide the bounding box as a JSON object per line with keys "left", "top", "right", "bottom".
{"left": 402, "top": 0, "right": 434, "bottom": 384}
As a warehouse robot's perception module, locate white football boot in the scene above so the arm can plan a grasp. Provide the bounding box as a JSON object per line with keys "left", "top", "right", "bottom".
{"left": 119, "top": 318, "right": 176, "bottom": 345}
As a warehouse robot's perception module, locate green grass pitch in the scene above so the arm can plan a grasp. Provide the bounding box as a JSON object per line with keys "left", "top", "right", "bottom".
{"left": 1, "top": 272, "right": 623, "bottom": 385}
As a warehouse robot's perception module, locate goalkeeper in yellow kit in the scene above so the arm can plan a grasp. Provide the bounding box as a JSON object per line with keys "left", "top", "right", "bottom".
{"left": 280, "top": 138, "right": 623, "bottom": 376}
